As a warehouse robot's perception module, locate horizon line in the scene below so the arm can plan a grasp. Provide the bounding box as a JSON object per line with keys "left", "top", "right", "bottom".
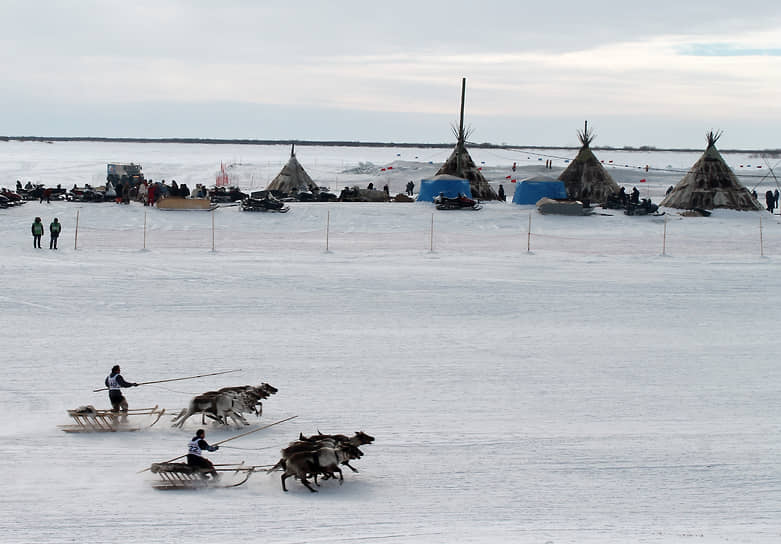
{"left": 2, "top": 135, "right": 780, "bottom": 155}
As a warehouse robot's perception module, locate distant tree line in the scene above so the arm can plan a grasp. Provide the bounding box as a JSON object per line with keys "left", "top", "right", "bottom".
{"left": 0, "top": 135, "right": 777, "bottom": 154}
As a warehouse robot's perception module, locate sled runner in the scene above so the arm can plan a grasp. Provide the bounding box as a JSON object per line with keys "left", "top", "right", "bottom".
{"left": 58, "top": 405, "right": 166, "bottom": 433}
{"left": 149, "top": 462, "right": 258, "bottom": 490}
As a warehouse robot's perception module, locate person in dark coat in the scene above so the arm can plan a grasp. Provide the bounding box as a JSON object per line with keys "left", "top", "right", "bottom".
{"left": 49, "top": 217, "right": 61, "bottom": 249}
{"left": 31, "top": 217, "right": 44, "bottom": 248}
{"left": 105, "top": 365, "right": 138, "bottom": 420}
{"left": 187, "top": 429, "right": 220, "bottom": 479}
{"left": 631, "top": 187, "right": 640, "bottom": 204}
{"left": 498, "top": 184, "right": 506, "bottom": 201}
{"left": 766, "top": 190, "right": 775, "bottom": 213}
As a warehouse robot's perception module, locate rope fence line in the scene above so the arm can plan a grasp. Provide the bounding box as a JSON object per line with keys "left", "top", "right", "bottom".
{"left": 68, "top": 213, "right": 781, "bottom": 258}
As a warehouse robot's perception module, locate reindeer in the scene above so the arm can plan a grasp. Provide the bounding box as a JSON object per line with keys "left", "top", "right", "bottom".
{"left": 268, "top": 431, "right": 373, "bottom": 492}
{"left": 298, "top": 431, "right": 374, "bottom": 472}
{"left": 171, "top": 383, "right": 277, "bottom": 428}
{"left": 276, "top": 444, "right": 361, "bottom": 493}
{"left": 171, "top": 391, "right": 248, "bottom": 428}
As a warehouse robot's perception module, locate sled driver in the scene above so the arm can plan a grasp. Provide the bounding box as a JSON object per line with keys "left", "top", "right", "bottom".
{"left": 187, "top": 429, "right": 220, "bottom": 479}
{"left": 105, "top": 365, "right": 138, "bottom": 421}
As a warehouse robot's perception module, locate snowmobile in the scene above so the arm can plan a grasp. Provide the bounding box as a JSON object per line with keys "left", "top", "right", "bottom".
{"left": 0, "top": 189, "right": 24, "bottom": 207}
{"left": 434, "top": 193, "right": 482, "bottom": 211}
{"left": 625, "top": 198, "right": 662, "bottom": 216}
{"left": 210, "top": 186, "right": 248, "bottom": 203}
{"left": 240, "top": 195, "right": 290, "bottom": 213}
{"left": 66, "top": 187, "right": 106, "bottom": 202}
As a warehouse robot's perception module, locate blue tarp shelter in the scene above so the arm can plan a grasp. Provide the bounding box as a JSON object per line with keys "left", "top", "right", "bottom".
{"left": 512, "top": 177, "right": 568, "bottom": 205}
{"left": 416, "top": 175, "right": 472, "bottom": 202}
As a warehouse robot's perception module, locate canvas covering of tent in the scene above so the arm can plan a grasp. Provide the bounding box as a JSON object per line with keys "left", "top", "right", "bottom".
{"left": 265, "top": 144, "right": 317, "bottom": 195}
{"left": 417, "top": 174, "right": 472, "bottom": 202}
{"left": 435, "top": 144, "right": 496, "bottom": 201}
{"left": 557, "top": 121, "right": 620, "bottom": 204}
{"left": 660, "top": 131, "right": 762, "bottom": 211}
{"left": 512, "top": 176, "right": 568, "bottom": 205}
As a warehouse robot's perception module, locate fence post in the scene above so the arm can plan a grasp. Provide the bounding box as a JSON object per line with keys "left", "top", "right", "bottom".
{"left": 74, "top": 209, "right": 80, "bottom": 250}
{"left": 211, "top": 209, "right": 216, "bottom": 252}
{"left": 527, "top": 214, "right": 532, "bottom": 253}
{"left": 429, "top": 213, "right": 434, "bottom": 252}
{"left": 760, "top": 214, "right": 764, "bottom": 257}
{"left": 662, "top": 215, "right": 668, "bottom": 256}
{"left": 143, "top": 211, "right": 147, "bottom": 250}
{"left": 325, "top": 210, "right": 330, "bottom": 252}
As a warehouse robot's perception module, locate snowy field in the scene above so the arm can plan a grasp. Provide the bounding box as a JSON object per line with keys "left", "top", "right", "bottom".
{"left": 1, "top": 141, "right": 781, "bottom": 544}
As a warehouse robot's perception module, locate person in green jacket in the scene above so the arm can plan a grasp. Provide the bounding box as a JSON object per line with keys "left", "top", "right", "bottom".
{"left": 49, "top": 217, "right": 61, "bottom": 249}
{"left": 31, "top": 217, "right": 43, "bottom": 248}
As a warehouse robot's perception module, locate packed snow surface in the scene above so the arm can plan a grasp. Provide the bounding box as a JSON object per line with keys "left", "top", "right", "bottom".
{"left": 1, "top": 141, "right": 780, "bottom": 543}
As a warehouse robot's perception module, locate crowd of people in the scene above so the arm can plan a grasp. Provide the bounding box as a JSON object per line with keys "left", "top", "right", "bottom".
{"left": 106, "top": 177, "right": 209, "bottom": 206}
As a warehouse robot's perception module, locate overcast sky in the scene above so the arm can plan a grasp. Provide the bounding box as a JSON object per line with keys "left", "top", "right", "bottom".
{"left": 2, "top": 0, "right": 780, "bottom": 148}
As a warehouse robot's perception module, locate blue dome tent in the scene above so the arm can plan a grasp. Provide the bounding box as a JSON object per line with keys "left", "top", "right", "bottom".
{"left": 512, "top": 177, "right": 567, "bottom": 205}
{"left": 416, "top": 174, "right": 472, "bottom": 202}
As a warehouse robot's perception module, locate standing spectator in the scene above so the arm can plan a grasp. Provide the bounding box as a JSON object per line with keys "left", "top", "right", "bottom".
{"left": 765, "top": 190, "right": 775, "bottom": 213}
{"left": 31, "top": 217, "right": 44, "bottom": 248}
{"left": 631, "top": 187, "right": 640, "bottom": 204}
{"left": 498, "top": 184, "right": 506, "bottom": 201}
{"left": 774, "top": 189, "right": 779, "bottom": 210}
{"left": 49, "top": 217, "right": 61, "bottom": 249}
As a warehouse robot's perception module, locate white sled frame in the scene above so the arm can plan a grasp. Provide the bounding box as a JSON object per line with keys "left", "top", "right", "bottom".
{"left": 150, "top": 462, "right": 257, "bottom": 490}
{"left": 59, "top": 406, "right": 166, "bottom": 433}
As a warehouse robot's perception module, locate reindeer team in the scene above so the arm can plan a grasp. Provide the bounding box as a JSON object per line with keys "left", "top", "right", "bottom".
{"left": 268, "top": 431, "right": 375, "bottom": 492}
{"left": 171, "top": 383, "right": 278, "bottom": 428}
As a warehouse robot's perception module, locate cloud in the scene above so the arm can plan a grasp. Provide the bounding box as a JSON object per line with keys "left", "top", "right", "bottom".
{"left": 677, "top": 44, "right": 781, "bottom": 57}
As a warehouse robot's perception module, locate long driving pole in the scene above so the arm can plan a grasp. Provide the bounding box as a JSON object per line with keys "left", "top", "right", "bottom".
{"left": 93, "top": 369, "right": 243, "bottom": 392}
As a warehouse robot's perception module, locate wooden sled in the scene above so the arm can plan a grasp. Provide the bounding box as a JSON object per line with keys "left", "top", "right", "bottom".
{"left": 149, "top": 462, "right": 257, "bottom": 490}
{"left": 59, "top": 405, "right": 166, "bottom": 433}
{"left": 156, "top": 196, "right": 217, "bottom": 211}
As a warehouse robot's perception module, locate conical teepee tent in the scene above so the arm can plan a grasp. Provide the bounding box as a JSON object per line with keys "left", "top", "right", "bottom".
{"left": 435, "top": 78, "right": 497, "bottom": 201}
{"left": 266, "top": 144, "right": 317, "bottom": 195}
{"left": 660, "top": 131, "right": 762, "bottom": 211}
{"left": 557, "top": 121, "right": 620, "bottom": 204}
